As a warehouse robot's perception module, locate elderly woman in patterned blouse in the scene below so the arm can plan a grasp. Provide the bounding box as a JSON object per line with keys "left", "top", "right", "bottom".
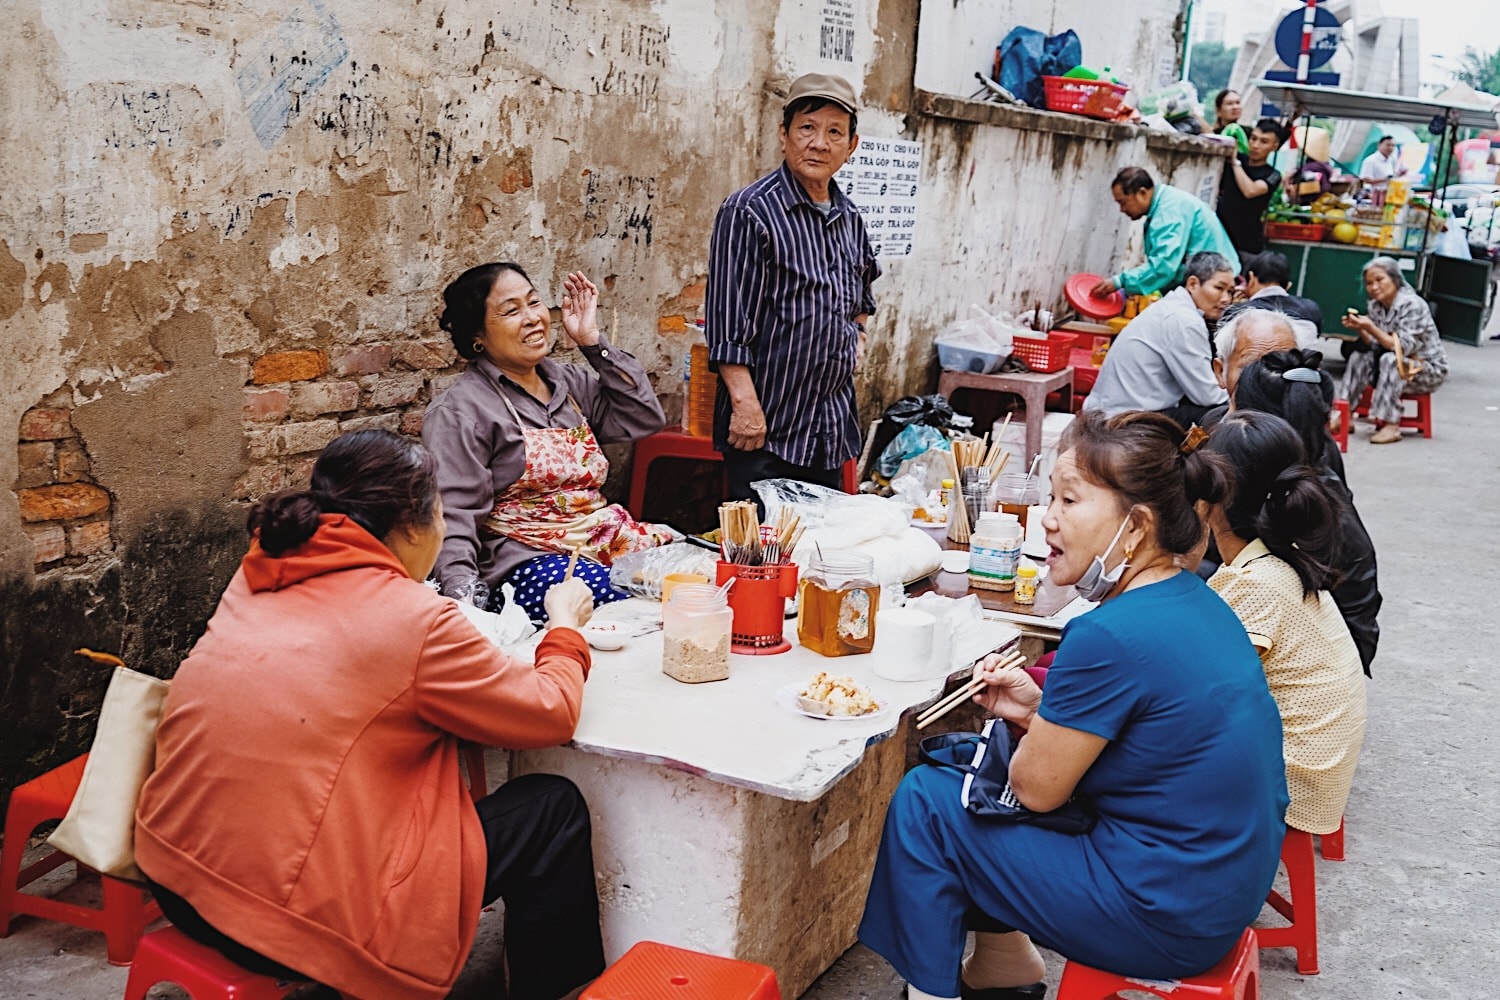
{"left": 1336, "top": 256, "right": 1448, "bottom": 444}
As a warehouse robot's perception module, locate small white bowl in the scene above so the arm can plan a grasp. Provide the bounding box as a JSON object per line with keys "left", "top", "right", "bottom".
{"left": 940, "top": 551, "right": 970, "bottom": 574}
{"left": 579, "top": 622, "right": 626, "bottom": 651}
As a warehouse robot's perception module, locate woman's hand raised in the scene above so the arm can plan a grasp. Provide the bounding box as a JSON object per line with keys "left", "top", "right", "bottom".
{"left": 560, "top": 271, "right": 602, "bottom": 348}
{"left": 971, "top": 653, "right": 1043, "bottom": 729}
{"left": 544, "top": 577, "right": 595, "bottom": 632}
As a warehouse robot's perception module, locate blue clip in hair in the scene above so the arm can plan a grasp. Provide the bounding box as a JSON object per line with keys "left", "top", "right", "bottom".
{"left": 1281, "top": 367, "right": 1322, "bottom": 383}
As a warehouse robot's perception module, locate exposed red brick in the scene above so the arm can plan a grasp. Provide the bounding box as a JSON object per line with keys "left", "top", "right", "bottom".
{"left": 251, "top": 350, "right": 327, "bottom": 385}
{"left": 67, "top": 520, "right": 112, "bottom": 556}
{"left": 278, "top": 419, "right": 341, "bottom": 456}
{"left": 331, "top": 345, "right": 393, "bottom": 377}
{"left": 16, "top": 441, "right": 55, "bottom": 489}
{"left": 368, "top": 374, "right": 424, "bottom": 409}
{"left": 19, "top": 407, "right": 73, "bottom": 441}
{"left": 289, "top": 381, "right": 361, "bottom": 419}
{"left": 19, "top": 483, "right": 110, "bottom": 522}
{"left": 399, "top": 411, "right": 425, "bottom": 437}
{"left": 394, "top": 340, "right": 456, "bottom": 370}
{"left": 657, "top": 315, "right": 687, "bottom": 334}
{"left": 338, "top": 413, "right": 402, "bottom": 435}
{"left": 680, "top": 281, "right": 707, "bottom": 305}
{"left": 244, "top": 387, "right": 290, "bottom": 423}
{"left": 234, "top": 464, "right": 286, "bottom": 500}
{"left": 54, "top": 443, "right": 90, "bottom": 484}
{"left": 26, "top": 524, "right": 66, "bottom": 565}
{"left": 499, "top": 165, "right": 533, "bottom": 194}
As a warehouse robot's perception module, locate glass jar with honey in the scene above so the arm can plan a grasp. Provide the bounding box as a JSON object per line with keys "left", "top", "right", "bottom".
{"left": 797, "top": 552, "right": 880, "bottom": 657}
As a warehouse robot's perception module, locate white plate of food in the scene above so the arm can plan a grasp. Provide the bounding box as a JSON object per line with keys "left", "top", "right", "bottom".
{"left": 776, "top": 673, "right": 890, "bottom": 722}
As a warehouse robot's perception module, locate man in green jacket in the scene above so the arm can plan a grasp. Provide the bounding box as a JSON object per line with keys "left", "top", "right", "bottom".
{"left": 1091, "top": 167, "right": 1240, "bottom": 297}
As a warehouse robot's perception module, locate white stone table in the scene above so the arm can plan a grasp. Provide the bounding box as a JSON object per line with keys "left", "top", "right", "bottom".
{"left": 512, "top": 598, "right": 1018, "bottom": 997}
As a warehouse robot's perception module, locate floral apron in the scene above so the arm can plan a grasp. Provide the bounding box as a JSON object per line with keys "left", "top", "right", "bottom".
{"left": 483, "top": 391, "right": 671, "bottom": 565}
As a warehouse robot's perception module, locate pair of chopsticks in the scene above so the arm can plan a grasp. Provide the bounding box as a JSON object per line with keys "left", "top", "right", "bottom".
{"left": 762, "top": 506, "right": 803, "bottom": 566}
{"left": 915, "top": 646, "right": 1027, "bottom": 730}
{"left": 718, "top": 500, "right": 762, "bottom": 564}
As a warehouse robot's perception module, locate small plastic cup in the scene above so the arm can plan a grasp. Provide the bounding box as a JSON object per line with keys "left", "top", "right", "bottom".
{"left": 661, "top": 572, "right": 709, "bottom": 602}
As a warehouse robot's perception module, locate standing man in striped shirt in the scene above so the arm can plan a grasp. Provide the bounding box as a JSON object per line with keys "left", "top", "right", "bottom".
{"left": 705, "top": 72, "right": 881, "bottom": 504}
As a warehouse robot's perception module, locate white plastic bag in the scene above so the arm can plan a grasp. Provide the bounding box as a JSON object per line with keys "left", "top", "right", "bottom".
{"left": 453, "top": 583, "right": 537, "bottom": 650}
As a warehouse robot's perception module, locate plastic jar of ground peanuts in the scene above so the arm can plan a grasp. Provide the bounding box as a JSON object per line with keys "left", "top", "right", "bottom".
{"left": 662, "top": 584, "right": 732, "bottom": 683}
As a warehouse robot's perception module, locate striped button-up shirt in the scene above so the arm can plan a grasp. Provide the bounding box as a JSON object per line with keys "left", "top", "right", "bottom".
{"left": 705, "top": 162, "right": 880, "bottom": 468}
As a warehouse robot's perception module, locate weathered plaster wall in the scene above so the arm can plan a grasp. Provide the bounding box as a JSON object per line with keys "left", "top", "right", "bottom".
{"left": 1, "top": 0, "right": 1224, "bottom": 793}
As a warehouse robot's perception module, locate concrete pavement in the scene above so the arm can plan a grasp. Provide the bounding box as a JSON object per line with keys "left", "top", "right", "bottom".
{"left": 3, "top": 322, "right": 1497, "bottom": 999}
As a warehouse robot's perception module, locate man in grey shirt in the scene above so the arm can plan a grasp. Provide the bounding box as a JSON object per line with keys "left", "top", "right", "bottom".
{"left": 1083, "top": 252, "right": 1235, "bottom": 425}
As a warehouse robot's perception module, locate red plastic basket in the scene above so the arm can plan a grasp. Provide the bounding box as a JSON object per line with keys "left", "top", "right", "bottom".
{"left": 1264, "top": 221, "right": 1329, "bottom": 242}
{"left": 1042, "top": 76, "right": 1128, "bottom": 118}
{"left": 1011, "top": 332, "right": 1077, "bottom": 373}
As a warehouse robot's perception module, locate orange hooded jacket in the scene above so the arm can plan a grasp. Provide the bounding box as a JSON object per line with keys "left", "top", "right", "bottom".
{"left": 135, "top": 515, "right": 590, "bottom": 999}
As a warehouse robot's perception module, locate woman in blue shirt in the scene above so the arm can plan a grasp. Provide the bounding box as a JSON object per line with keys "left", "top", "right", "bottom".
{"left": 860, "top": 412, "right": 1288, "bottom": 1000}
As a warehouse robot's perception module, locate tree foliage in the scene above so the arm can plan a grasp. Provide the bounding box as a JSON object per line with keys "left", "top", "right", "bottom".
{"left": 1453, "top": 47, "right": 1500, "bottom": 97}
{"left": 1188, "top": 42, "right": 1238, "bottom": 102}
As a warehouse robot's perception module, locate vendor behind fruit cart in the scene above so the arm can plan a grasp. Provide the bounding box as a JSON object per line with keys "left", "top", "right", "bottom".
{"left": 1215, "top": 119, "right": 1287, "bottom": 255}
{"left": 1359, "top": 135, "right": 1408, "bottom": 187}
{"left": 422, "top": 263, "right": 673, "bottom": 622}
{"left": 1091, "top": 168, "right": 1240, "bottom": 298}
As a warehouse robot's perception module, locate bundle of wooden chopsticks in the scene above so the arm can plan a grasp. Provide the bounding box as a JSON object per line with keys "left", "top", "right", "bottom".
{"left": 945, "top": 422, "right": 1011, "bottom": 545}
{"left": 916, "top": 645, "right": 1027, "bottom": 730}
{"left": 718, "top": 501, "right": 803, "bottom": 566}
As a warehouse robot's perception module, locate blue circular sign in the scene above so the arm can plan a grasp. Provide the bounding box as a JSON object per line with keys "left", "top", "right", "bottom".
{"left": 1273, "top": 7, "right": 1341, "bottom": 71}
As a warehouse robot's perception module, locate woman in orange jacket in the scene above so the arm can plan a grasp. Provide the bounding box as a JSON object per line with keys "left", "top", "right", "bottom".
{"left": 135, "top": 429, "right": 603, "bottom": 1000}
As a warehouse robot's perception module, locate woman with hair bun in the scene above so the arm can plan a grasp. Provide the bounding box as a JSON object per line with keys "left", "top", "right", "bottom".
{"left": 1202, "top": 410, "right": 1367, "bottom": 838}
{"left": 423, "top": 263, "right": 670, "bottom": 621}
{"left": 136, "top": 429, "right": 605, "bottom": 1000}
{"left": 1234, "top": 348, "right": 1382, "bottom": 675}
{"left": 859, "top": 411, "right": 1287, "bottom": 1000}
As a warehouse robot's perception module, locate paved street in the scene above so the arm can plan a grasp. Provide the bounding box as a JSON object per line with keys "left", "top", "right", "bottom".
{"left": 4, "top": 321, "right": 1498, "bottom": 999}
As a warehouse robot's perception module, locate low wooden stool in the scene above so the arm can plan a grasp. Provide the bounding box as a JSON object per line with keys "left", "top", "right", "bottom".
{"left": 937, "top": 368, "right": 1075, "bottom": 468}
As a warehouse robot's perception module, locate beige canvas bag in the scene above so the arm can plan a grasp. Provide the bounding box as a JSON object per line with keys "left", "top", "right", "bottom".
{"left": 46, "top": 649, "right": 169, "bottom": 883}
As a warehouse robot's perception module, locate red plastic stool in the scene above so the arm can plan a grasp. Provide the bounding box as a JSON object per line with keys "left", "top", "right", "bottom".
{"left": 1330, "top": 399, "right": 1349, "bottom": 453}
{"left": 1320, "top": 816, "right": 1345, "bottom": 861}
{"left": 1354, "top": 386, "right": 1433, "bottom": 438}
{"left": 123, "top": 925, "right": 303, "bottom": 1000}
{"left": 1255, "top": 828, "right": 1320, "bottom": 975}
{"left": 627, "top": 426, "right": 856, "bottom": 520}
{"left": 1057, "top": 927, "right": 1259, "bottom": 998}
{"left": 0, "top": 753, "right": 161, "bottom": 965}
{"left": 581, "top": 941, "right": 781, "bottom": 999}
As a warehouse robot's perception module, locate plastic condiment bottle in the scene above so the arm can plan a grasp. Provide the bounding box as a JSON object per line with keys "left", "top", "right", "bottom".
{"left": 969, "top": 512, "right": 1023, "bottom": 592}
{"left": 940, "top": 478, "right": 955, "bottom": 510}
{"left": 1013, "top": 564, "right": 1039, "bottom": 605}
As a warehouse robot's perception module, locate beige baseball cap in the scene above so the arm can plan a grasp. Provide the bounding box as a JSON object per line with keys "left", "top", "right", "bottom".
{"left": 784, "top": 73, "right": 858, "bottom": 115}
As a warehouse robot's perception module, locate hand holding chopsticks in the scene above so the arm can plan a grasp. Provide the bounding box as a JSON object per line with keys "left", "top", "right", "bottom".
{"left": 916, "top": 647, "right": 1031, "bottom": 730}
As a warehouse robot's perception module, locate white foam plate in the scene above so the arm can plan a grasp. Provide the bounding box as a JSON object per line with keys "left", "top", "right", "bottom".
{"left": 775, "top": 682, "right": 891, "bottom": 722}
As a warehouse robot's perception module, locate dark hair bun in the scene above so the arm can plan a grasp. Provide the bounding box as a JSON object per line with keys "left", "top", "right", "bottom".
{"left": 247, "top": 491, "right": 323, "bottom": 556}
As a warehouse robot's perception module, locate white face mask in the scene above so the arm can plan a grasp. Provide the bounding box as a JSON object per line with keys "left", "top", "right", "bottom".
{"left": 1073, "top": 516, "right": 1132, "bottom": 602}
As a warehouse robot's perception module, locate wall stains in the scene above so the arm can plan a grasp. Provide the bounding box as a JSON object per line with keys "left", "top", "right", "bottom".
{"left": 234, "top": 0, "right": 350, "bottom": 148}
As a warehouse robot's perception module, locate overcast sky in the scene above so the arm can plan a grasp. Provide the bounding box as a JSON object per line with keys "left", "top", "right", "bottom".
{"left": 1202, "top": 0, "right": 1500, "bottom": 92}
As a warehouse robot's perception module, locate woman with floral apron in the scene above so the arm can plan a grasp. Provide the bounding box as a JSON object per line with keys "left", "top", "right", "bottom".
{"left": 423, "top": 263, "right": 672, "bottom": 621}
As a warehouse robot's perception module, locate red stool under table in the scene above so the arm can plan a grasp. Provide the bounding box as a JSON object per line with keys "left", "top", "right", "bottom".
{"left": 1354, "top": 386, "right": 1433, "bottom": 438}
{"left": 581, "top": 941, "right": 781, "bottom": 1000}
{"left": 1057, "top": 927, "right": 1259, "bottom": 999}
{"left": 1320, "top": 817, "right": 1345, "bottom": 861}
{"left": 0, "top": 753, "right": 161, "bottom": 965}
{"left": 124, "top": 925, "right": 303, "bottom": 1000}
{"left": 1330, "top": 399, "right": 1350, "bottom": 453}
{"left": 1256, "top": 828, "right": 1320, "bottom": 975}
{"left": 627, "top": 426, "right": 856, "bottom": 520}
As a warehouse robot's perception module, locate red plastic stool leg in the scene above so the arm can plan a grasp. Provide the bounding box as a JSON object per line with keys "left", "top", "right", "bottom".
{"left": 1330, "top": 399, "right": 1349, "bottom": 453}
{"left": 1355, "top": 386, "right": 1373, "bottom": 419}
{"left": 1320, "top": 817, "right": 1345, "bottom": 861}
{"left": 1056, "top": 927, "right": 1259, "bottom": 998}
{"left": 1411, "top": 393, "right": 1433, "bottom": 438}
{"left": 1257, "top": 829, "right": 1319, "bottom": 975}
